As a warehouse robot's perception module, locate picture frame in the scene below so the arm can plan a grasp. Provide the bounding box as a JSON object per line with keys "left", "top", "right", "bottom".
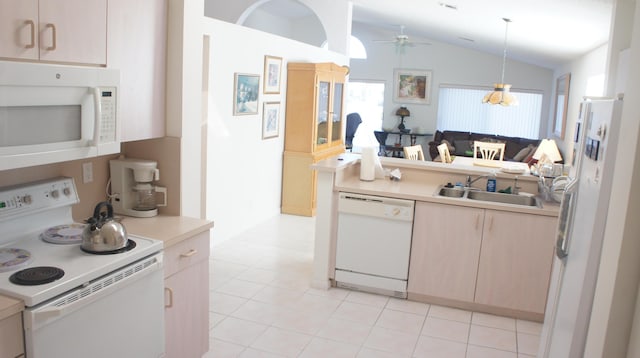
{"left": 393, "top": 68, "right": 432, "bottom": 104}
{"left": 262, "top": 102, "right": 280, "bottom": 139}
{"left": 553, "top": 73, "right": 571, "bottom": 139}
{"left": 263, "top": 55, "right": 283, "bottom": 94}
{"left": 233, "top": 73, "right": 260, "bottom": 115}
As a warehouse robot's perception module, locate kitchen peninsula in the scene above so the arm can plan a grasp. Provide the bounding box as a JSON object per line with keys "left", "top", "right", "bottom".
{"left": 312, "top": 153, "right": 559, "bottom": 321}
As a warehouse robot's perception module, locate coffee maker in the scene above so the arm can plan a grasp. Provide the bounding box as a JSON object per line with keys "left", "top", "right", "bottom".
{"left": 109, "top": 158, "right": 167, "bottom": 218}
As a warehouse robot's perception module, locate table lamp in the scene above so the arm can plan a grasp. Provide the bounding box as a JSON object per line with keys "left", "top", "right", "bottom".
{"left": 532, "top": 139, "right": 562, "bottom": 164}
{"left": 396, "top": 106, "right": 410, "bottom": 133}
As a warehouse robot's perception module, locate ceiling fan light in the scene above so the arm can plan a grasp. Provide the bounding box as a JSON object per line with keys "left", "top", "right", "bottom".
{"left": 482, "top": 83, "right": 519, "bottom": 106}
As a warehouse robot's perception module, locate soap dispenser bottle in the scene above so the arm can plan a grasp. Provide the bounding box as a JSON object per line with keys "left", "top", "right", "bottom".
{"left": 486, "top": 172, "right": 497, "bottom": 192}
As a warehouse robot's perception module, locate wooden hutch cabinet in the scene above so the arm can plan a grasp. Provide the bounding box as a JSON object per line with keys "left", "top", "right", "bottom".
{"left": 281, "top": 62, "right": 348, "bottom": 216}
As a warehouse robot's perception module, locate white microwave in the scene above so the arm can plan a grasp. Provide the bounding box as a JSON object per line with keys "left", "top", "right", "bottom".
{"left": 0, "top": 61, "right": 120, "bottom": 171}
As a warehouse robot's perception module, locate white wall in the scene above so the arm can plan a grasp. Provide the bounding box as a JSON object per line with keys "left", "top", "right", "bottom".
{"left": 202, "top": 18, "right": 348, "bottom": 242}
{"left": 243, "top": 8, "right": 326, "bottom": 47}
{"left": 349, "top": 23, "right": 554, "bottom": 150}
{"left": 204, "top": 0, "right": 351, "bottom": 55}
{"left": 550, "top": 45, "right": 608, "bottom": 163}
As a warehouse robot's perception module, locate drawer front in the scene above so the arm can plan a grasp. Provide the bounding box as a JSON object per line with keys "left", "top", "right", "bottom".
{"left": 164, "top": 231, "right": 210, "bottom": 278}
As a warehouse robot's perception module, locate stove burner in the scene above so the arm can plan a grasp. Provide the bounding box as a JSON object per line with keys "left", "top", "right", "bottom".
{"left": 81, "top": 239, "right": 137, "bottom": 255}
{"left": 9, "top": 266, "right": 65, "bottom": 286}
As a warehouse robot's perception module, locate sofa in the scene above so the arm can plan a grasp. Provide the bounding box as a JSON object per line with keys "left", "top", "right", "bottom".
{"left": 428, "top": 130, "right": 541, "bottom": 162}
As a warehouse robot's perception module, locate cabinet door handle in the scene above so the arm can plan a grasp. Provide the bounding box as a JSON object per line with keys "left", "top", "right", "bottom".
{"left": 45, "top": 23, "right": 56, "bottom": 51}
{"left": 164, "top": 287, "right": 173, "bottom": 308}
{"left": 487, "top": 215, "right": 493, "bottom": 232}
{"left": 25, "top": 20, "right": 35, "bottom": 49}
{"left": 475, "top": 213, "right": 480, "bottom": 230}
{"left": 180, "top": 249, "right": 198, "bottom": 258}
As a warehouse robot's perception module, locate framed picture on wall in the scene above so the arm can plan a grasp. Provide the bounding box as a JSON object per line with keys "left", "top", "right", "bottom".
{"left": 393, "top": 68, "right": 432, "bottom": 104}
{"left": 233, "top": 73, "right": 260, "bottom": 115}
{"left": 263, "top": 55, "right": 283, "bottom": 94}
{"left": 262, "top": 102, "right": 280, "bottom": 139}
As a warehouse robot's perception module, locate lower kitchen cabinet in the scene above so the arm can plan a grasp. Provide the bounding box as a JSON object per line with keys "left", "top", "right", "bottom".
{"left": 408, "top": 201, "right": 557, "bottom": 318}
{"left": 409, "top": 201, "right": 484, "bottom": 302}
{"left": 164, "top": 231, "right": 210, "bottom": 358}
{"left": 0, "top": 312, "right": 24, "bottom": 358}
{"left": 474, "top": 210, "right": 556, "bottom": 314}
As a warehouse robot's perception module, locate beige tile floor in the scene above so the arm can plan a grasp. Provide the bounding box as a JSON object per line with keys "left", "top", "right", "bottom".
{"left": 206, "top": 214, "right": 542, "bottom": 358}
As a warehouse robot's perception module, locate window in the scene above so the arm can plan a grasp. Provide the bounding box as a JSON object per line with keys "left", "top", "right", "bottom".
{"left": 437, "top": 85, "right": 543, "bottom": 139}
{"left": 346, "top": 81, "right": 385, "bottom": 151}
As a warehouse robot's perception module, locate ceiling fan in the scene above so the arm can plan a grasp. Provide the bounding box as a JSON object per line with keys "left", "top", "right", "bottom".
{"left": 373, "top": 25, "right": 432, "bottom": 50}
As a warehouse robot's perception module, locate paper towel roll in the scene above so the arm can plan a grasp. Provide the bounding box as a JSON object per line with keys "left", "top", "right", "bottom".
{"left": 360, "top": 147, "right": 376, "bottom": 181}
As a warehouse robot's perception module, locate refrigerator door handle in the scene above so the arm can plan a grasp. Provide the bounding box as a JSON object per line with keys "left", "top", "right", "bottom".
{"left": 555, "top": 179, "right": 578, "bottom": 259}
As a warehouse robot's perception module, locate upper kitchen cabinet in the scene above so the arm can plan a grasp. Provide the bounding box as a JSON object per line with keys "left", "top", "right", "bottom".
{"left": 282, "top": 62, "right": 348, "bottom": 216}
{"left": 108, "top": 0, "right": 167, "bottom": 141}
{"left": 0, "top": 0, "right": 107, "bottom": 65}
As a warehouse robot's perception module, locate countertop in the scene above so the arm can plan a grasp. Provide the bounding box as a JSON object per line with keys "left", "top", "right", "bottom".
{"left": 121, "top": 215, "right": 214, "bottom": 248}
{"left": 0, "top": 295, "right": 23, "bottom": 321}
{"left": 336, "top": 175, "right": 560, "bottom": 216}
{"left": 315, "top": 153, "right": 560, "bottom": 217}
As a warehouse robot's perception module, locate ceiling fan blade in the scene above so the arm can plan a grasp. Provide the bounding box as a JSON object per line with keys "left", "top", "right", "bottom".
{"left": 411, "top": 41, "right": 432, "bottom": 46}
{"left": 372, "top": 40, "right": 397, "bottom": 43}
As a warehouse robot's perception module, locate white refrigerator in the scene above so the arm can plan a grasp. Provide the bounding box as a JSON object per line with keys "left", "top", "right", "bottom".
{"left": 538, "top": 98, "right": 624, "bottom": 357}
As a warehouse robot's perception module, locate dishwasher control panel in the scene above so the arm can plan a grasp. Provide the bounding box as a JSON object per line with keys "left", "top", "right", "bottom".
{"left": 338, "top": 192, "right": 415, "bottom": 221}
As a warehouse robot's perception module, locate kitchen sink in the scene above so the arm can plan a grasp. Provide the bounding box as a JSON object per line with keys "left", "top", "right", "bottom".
{"left": 437, "top": 187, "right": 465, "bottom": 198}
{"left": 435, "top": 185, "right": 540, "bottom": 207}
{"left": 467, "top": 190, "right": 540, "bottom": 207}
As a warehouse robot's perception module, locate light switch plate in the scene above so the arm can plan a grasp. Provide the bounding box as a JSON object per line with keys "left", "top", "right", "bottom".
{"left": 82, "top": 162, "right": 93, "bottom": 183}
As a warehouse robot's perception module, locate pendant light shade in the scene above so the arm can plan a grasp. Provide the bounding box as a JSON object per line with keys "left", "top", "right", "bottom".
{"left": 483, "top": 18, "right": 518, "bottom": 106}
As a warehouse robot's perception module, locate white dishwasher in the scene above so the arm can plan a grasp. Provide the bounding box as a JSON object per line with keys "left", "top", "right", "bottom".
{"left": 335, "top": 192, "right": 415, "bottom": 298}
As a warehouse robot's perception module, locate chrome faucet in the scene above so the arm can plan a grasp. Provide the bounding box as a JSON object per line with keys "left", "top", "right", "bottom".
{"left": 513, "top": 176, "right": 521, "bottom": 195}
{"left": 466, "top": 174, "right": 489, "bottom": 188}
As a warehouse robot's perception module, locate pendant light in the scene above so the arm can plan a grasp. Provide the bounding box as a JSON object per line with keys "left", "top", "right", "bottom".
{"left": 483, "top": 18, "right": 518, "bottom": 106}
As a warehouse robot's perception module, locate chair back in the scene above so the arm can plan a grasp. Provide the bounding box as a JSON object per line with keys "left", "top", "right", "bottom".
{"left": 345, "top": 113, "right": 362, "bottom": 150}
{"left": 403, "top": 145, "right": 425, "bottom": 161}
{"left": 374, "top": 131, "right": 389, "bottom": 156}
{"left": 473, "top": 141, "right": 505, "bottom": 161}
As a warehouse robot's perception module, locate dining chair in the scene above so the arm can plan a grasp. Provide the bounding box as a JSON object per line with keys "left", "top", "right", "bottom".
{"left": 403, "top": 145, "right": 425, "bottom": 161}
{"left": 473, "top": 141, "right": 505, "bottom": 161}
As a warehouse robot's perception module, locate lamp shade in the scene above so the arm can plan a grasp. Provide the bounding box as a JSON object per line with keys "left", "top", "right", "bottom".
{"left": 396, "top": 107, "right": 410, "bottom": 117}
{"left": 533, "top": 139, "right": 562, "bottom": 163}
{"left": 482, "top": 84, "right": 519, "bottom": 106}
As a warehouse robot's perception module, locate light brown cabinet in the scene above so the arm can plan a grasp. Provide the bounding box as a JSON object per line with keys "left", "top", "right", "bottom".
{"left": 408, "top": 201, "right": 556, "bottom": 317}
{"left": 0, "top": 312, "right": 24, "bottom": 358}
{"left": 0, "top": 0, "right": 107, "bottom": 65}
{"left": 408, "top": 201, "right": 484, "bottom": 303}
{"left": 474, "top": 210, "right": 556, "bottom": 315}
{"left": 164, "top": 231, "right": 210, "bottom": 358}
{"left": 282, "top": 62, "right": 347, "bottom": 216}
{"left": 107, "top": 0, "right": 167, "bottom": 141}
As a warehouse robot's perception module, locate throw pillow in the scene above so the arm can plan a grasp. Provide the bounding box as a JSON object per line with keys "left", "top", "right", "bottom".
{"left": 441, "top": 139, "right": 455, "bottom": 153}
{"left": 513, "top": 145, "right": 533, "bottom": 162}
{"left": 524, "top": 146, "right": 538, "bottom": 164}
{"left": 453, "top": 139, "right": 472, "bottom": 156}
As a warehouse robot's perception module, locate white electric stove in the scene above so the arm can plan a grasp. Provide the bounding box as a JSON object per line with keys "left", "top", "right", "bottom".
{"left": 0, "top": 177, "right": 165, "bottom": 358}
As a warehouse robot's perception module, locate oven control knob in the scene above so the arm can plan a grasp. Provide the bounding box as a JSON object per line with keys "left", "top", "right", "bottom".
{"left": 63, "top": 187, "right": 71, "bottom": 196}
{"left": 51, "top": 190, "right": 59, "bottom": 198}
{"left": 22, "top": 195, "right": 32, "bottom": 205}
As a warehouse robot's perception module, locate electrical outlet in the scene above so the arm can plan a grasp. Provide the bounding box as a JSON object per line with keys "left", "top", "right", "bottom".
{"left": 82, "top": 162, "right": 93, "bottom": 183}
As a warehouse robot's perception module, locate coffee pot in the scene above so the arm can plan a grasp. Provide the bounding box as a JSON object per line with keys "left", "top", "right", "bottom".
{"left": 109, "top": 158, "right": 168, "bottom": 218}
{"left": 133, "top": 182, "right": 167, "bottom": 211}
